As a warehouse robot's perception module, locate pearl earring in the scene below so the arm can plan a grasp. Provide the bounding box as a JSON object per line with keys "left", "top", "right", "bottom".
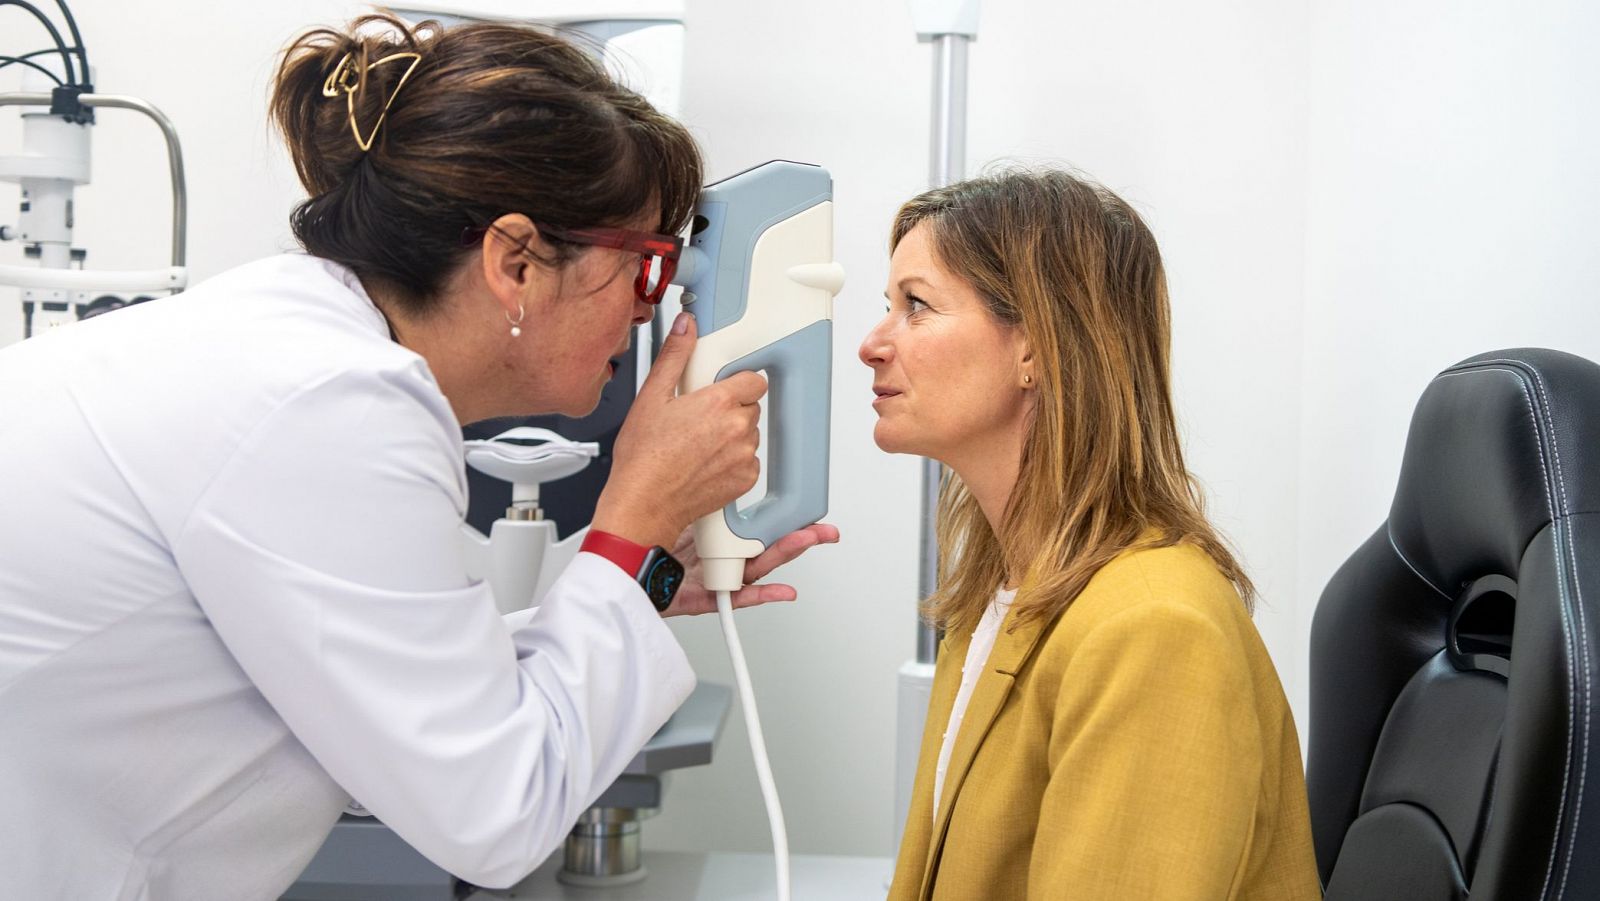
{"left": 1023, "top": 374, "right": 1032, "bottom": 385}
{"left": 505, "top": 304, "right": 525, "bottom": 338}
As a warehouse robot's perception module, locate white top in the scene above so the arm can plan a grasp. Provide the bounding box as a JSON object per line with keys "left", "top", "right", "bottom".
{"left": 933, "top": 586, "right": 1017, "bottom": 820}
{"left": 0, "top": 254, "right": 696, "bottom": 898}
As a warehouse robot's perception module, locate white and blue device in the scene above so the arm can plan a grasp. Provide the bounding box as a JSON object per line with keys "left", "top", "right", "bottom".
{"left": 672, "top": 160, "right": 845, "bottom": 593}
{"left": 670, "top": 161, "right": 843, "bottom": 901}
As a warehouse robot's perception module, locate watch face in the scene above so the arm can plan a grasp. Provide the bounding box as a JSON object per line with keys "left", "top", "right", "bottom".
{"left": 642, "top": 552, "right": 685, "bottom": 611}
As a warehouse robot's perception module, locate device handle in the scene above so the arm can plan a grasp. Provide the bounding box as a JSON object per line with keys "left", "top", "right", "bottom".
{"left": 716, "top": 319, "right": 832, "bottom": 547}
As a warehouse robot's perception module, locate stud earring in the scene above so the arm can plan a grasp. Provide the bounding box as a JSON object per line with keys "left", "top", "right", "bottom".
{"left": 506, "top": 304, "right": 525, "bottom": 338}
{"left": 1023, "top": 374, "right": 1033, "bottom": 385}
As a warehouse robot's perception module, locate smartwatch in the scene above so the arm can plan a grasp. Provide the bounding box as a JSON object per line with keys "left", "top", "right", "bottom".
{"left": 581, "top": 529, "right": 685, "bottom": 612}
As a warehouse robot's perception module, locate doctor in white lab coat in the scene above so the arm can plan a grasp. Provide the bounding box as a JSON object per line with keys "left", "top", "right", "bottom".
{"left": 0, "top": 15, "right": 835, "bottom": 899}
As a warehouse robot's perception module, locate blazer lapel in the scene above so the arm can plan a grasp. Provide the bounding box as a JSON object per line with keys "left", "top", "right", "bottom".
{"left": 891, "top": 632, "right": 966, "bottom": 901}
{"left": 919, "top": 603, "right": 1053, "bottom": 899}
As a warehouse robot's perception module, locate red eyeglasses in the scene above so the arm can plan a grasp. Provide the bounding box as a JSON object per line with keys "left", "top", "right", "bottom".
{"left": 461, "top": 221, "right": 684, "bottom": 305}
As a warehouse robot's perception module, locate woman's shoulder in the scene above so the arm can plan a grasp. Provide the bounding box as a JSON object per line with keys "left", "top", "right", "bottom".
{"left": 186, "top": 253, "right": 390, "bottom": 339}
{"left": 1047, "top": 540, "right": 1252, "bottom": 649}
{"left": 178, "top": 254, "right": 430, "bottom": 394}
{"left": 121, "top": 254, "right": 450, "bottom": 447}
{"left": 1019, "top": 541, "right": 1282, "bottom": 716}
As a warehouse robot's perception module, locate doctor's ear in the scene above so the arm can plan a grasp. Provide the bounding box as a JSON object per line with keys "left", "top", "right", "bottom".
{"left": 477, "top": 214, "right": 557, "bottom": 313}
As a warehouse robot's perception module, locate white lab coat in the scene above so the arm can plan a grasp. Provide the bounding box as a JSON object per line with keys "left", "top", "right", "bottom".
{"left": 0, "top": 254, "right": 695, "bottom": 899}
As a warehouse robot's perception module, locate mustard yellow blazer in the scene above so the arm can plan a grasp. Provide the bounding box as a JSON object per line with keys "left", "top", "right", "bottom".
{"left": 889, "top": 542, "right": 1323, "bottom": 901}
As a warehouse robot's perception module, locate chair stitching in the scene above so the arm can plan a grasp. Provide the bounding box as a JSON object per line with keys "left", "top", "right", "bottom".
{"left": 1441, "top": 363, "right": 1575, "bottom": 899}
{"left": 1557, "top": 513, "right": 1589, "bottom": 900}
{"left": 1493, "top": 361, "right": 1590, "bottom": 900}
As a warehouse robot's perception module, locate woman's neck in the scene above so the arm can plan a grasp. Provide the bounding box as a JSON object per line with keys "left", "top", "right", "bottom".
{"left": 946, "top": 420, "right": 1029, "bottom": 590}
{"left": 369, "top": 289, "right": 486, "bottom": 426}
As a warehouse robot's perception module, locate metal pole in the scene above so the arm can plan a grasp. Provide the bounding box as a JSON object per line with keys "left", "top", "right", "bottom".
{"left": 915, "top": 34, "right": 969, "bottom": 666}
{"left": 81, "top": 94, "right": 189, "bottom": 270}
{"left": 930, "top": 35, "right": 969, "bottom": 189}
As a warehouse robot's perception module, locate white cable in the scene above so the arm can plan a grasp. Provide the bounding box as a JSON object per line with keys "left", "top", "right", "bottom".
{"left": 716, "top": 589, "right": 792, "bottom": 901}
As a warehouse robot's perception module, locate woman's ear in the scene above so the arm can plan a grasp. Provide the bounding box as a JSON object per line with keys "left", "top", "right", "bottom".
{"left": 1015, "top": 335, "right": 1036, "bottom": 387}
{"left": 478, "top": 213, "right": 549, "bottom": 319}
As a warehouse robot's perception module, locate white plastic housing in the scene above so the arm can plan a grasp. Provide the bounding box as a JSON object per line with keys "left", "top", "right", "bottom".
{"left": 0, "top": 113, "right": 90, "bottom": 185}
{"left": 460, "top": 521, "right": 589, "bottom": 614}
{"left": 908, "top": 0, "right": 980, "bottom": 37}
{"left": 462, "top": 426, "right": 600, "bottom": 507}
{"left": 458, "top": 427, "right": 599, "bottom": 612}
{"left": 680, "top": 201, "right": 841, "bottom": 592}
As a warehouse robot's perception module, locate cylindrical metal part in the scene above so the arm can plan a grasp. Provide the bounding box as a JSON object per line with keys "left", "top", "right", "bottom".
{"left": 564, "top": 820, "right": 640, "bottom": 876}
{"left": 929, "top": 35, "right": 970, "bottom": 189}
{"left": 916, "top": 33, "right": 971, "bottom": 665}
{"left": 80, "top": 94, "right": 187, "bottom": 269}
{"left": 558, "top": 808, "right": 651, "bottom": 887}
{"left": 503, "top": 504, "right": 543, "bottom": 521}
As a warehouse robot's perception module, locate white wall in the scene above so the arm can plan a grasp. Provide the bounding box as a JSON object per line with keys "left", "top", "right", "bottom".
{"left": 1294, "top": 0, "right": 1600, "bottom": 724}
{"left": 4, "top": 0, "right": 1597, "bottom": 869}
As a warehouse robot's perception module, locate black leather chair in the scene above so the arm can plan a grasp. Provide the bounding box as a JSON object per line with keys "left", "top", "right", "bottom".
{"left": 1308, "top": 348, "right": 1600, "bottom": 900}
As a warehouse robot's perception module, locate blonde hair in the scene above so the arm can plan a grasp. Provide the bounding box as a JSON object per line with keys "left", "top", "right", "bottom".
{"left": 891, "top": 168, "right": 1255, "bottom": 636}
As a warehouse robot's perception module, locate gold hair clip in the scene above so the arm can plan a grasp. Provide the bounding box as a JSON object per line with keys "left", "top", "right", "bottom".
{"left": 320, "top": 50, "right": 422, "bottom": 152}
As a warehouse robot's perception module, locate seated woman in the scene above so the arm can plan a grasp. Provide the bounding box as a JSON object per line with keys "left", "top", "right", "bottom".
{"left": 864, "top": 169, "right": 1322, "bottom": 900}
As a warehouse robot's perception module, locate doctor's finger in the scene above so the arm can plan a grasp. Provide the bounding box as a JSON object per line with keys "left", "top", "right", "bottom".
{"left": 638, "top": 311, "right": 697, "bottom": 399}
{"left": 741, "top": 523, "right": 841, "bottom": 583}
{"left": 718, "top": 370, "right": 768, "bottom": 406}
{"left": 730, "top": 582, "right": 799, "bottom": 608}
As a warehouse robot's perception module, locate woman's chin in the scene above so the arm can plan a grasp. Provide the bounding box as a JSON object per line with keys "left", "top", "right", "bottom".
{"left": 872, "top": 422, "right": 921, "bottom": 457}
{"left": 550, "top": 381, "right": 607, "bottom": 419}
{"left": 563, "top": 393, "right": 603, "bottom": 418}
{"left": 481, "top": 389, "right": 594, "bottom": 422}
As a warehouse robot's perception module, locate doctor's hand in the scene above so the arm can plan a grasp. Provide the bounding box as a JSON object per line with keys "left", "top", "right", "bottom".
{"left": 661, "top": 522, "right": 841, "bottom": 617}
{"left": 593, "top": 312, "right": 768, "bottom": 550}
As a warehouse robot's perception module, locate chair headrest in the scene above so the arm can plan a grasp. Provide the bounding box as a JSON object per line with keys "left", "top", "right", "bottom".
{"left": 1389, "top": 348, "right": 1600, "bottom": 594}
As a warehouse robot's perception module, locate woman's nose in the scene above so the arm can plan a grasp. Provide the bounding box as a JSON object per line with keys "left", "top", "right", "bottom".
{"left": 858, "top": 316, "right": 893, "bottom": 367}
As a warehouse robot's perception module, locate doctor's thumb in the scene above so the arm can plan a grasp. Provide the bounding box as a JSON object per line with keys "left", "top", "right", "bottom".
{"left": 642, "top": 311, "right": 697, "bottom": 396}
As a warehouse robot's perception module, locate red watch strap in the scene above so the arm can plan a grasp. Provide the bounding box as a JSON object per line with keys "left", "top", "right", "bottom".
{"left": 581, "top": 529, "right": 650, "bottom": 579}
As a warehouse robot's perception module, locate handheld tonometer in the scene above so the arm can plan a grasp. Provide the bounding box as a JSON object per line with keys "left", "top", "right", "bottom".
{"left": 673, "top": 161, "right": 844, "bottom": 591}
{"left": 669, "top": 161, "right": 844, "bottom": 901}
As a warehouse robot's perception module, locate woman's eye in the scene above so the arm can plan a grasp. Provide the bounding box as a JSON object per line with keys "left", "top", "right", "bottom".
{"left": 884, "top": 295, "right": 930, "bottom": 317}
